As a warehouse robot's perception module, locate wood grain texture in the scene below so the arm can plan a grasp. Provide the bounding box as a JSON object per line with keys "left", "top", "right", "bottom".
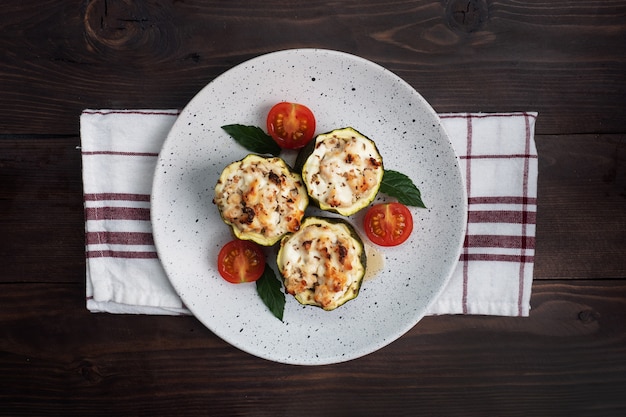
{"left": 0, "top": 138, "right": 84, "bottom": 283}
{"left": 0, "top": 280, "right": 624, "bottom": 416}
{"left": 1, "top": 0, "right": 625, "bottom": 135}
{"left": 1, "top": 0, "right": 626, "bottom": 415}
{"left": 534, "top": 134, "right": 626, "bottom": 278}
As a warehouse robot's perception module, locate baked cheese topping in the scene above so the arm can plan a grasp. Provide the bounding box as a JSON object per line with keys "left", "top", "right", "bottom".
{"left": 214, "top": 155, "right": 308, "bottom": 243}
{"left": 303, "top": 130, "right": 383, "bottom": 210}
{"left": 279, "top": 220, "right": 365, "bottom": 310}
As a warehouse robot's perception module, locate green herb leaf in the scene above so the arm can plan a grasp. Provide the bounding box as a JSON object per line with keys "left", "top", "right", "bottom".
{"left": 221, "top": 124, "right": 281, "bottom": 156}
{"left": 256, "top": 264, "right": 286, "bottom": 321}
{"left": 380, "top": 170, "right": 426, "bottom": 208}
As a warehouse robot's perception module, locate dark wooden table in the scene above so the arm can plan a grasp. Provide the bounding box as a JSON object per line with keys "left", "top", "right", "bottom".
{"left": 2, "top": 1, "right": 625, "bottom": 416}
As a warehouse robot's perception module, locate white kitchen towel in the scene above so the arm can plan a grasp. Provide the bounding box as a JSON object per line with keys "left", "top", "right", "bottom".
{"left": 81, "top": 110, "right": 538, "bottom": 317}
{"left": 429, "top": 113, "right": 538, "bottom": 316}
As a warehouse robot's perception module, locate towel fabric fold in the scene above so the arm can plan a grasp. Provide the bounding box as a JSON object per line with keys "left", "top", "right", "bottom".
{"left": 81, "top": 110, "right": 537, "bottom": 317}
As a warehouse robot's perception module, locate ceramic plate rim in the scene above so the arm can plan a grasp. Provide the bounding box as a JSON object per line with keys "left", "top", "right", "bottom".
{"left": 151, "top": 48, "right": 467, "bottom": 365}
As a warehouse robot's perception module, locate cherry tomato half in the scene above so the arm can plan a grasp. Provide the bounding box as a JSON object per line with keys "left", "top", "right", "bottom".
{"left": 363, "top": 202, "right": 414, "bottom": 247}
{"left": 266, "top": 102, "right": 316, "bottom": 149}
{"left": 217, "top": 239, "right": 266, "bottom": 283}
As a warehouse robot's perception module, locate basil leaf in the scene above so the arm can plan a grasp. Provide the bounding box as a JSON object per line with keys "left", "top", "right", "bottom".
{"left": 256, "top": 264, "right": 286, "bottom": 321}
{"left": 221, "top": 124, "right": 281, "bottom": 156}
{"left": 380, "top": 170, "right": 426, "bottom": 208}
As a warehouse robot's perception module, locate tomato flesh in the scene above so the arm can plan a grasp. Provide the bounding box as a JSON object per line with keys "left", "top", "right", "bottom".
{"left": 363, "top": 203, "right": 414, "bottom": 247}
{"left": 217, "top": 239, "right": 266, "bottom": 283}
{"left": 266, "top": 102, "right": 316, "bottom": 149}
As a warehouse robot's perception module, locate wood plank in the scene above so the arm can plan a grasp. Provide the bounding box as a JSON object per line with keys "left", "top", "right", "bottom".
{"left": 0, "top": 138, "right": 84, "bottom": 282}
{"left": 534, "top": 134, "right": 626, "bottom": 278}
{"left": 1, "top": 1, "right": 625, "bottom": 135}
{"left": 0, "top": 279, "right": 624, "bottom": 415}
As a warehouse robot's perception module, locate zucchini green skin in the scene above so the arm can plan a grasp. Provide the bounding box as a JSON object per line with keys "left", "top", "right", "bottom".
{"left": 276, "top": 216, "right": 367, "bottom": 311}
{"left": 214, "top": 154, "right": 309, "bottom": 246}
{"left": 295, "top": 127, "right": 384, "bottom": 216}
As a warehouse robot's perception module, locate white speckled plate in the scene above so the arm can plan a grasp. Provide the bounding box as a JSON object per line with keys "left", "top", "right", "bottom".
{"left": 151, "top": 49, "right": 467, "bottom": 365}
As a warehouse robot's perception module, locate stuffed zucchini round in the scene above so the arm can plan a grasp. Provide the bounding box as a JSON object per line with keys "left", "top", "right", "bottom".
{"left": 214, "top": 154, "right": 308, "bottom": 246}
{"left": 296, "top": 127, "right": 384, "bottom": 216}
{"left": 276, "top": 216, "right": 367, "bottom": 311}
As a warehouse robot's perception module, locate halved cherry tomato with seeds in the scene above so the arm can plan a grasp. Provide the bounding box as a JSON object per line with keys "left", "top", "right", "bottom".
{"left": 363, "top": 202, "right": 414, "bottom": 247}
{"left": 266, "top": 102, "right": 316, "bottom": 149}
{"left": 217, "top": 239, "right": 266, "bottom": 283}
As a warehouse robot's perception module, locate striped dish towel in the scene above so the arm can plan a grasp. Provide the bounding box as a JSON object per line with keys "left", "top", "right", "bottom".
{"left": 80, "top": 110, "right": 538, "bottom": 316}
{"left": 429, "top": 113, "right": 538, "bottom": 316}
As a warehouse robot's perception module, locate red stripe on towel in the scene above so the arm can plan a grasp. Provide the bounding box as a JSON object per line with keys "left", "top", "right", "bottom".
{"left": 85, "top": 207, "right": 150, "bottom": 221}
{"left": 468, "top": 196, "right": 537, "bottom": 206}
{"left": 86, "top": 231, "right": 154, "bottom": 246}
{"left": 86, "top": 250, "right": 158, "bottom": 259}
{"left": 460, "top": 253, "right": 534, "bottom": 263}
{"left": 468, "top": 210, "right": 536, "bottom": 224}
{"left": 82, "top": 151, "right": 159, "bottom": 157}
{"left": 461, "top": 154, "right": 538, "bottom": 160}
{"left": 462, "top": 115, "right": 473, "bottom": 314}
{"left": 518, "top": 113, "right": 533, "bottom": 316}
{"left": 440, "top": 112, "right": 538, "bottom": 121}
{"left": 82, "top": 110, "right": 180, "bottom": 116}
{"left": 466, "top": 235, "right": 535, "bottom": 250}
{"left": 84, "top": 193, "right": 151, "bottom": 202}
